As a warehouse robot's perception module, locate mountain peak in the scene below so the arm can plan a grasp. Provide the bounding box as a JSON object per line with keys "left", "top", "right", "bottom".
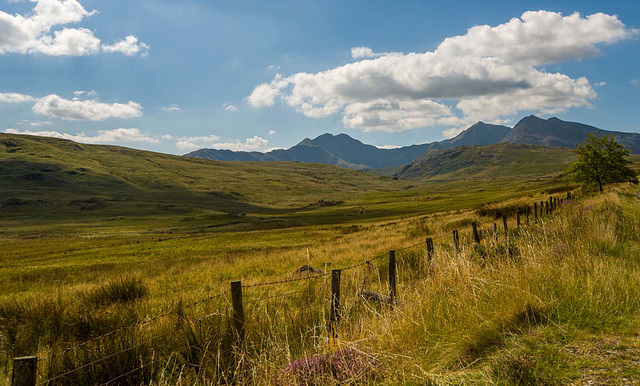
{"left": 296, "top": 138, "right": 314, "bottom": 146}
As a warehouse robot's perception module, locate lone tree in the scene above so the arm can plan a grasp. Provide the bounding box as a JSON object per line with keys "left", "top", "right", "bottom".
{"left": 568, "top": 132, "right": 638, "bottom": 193}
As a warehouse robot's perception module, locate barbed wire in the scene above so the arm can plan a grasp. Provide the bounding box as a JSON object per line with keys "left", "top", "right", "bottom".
{"left": 98, "top": 360, "right": 153, "bottom": 386}
{"left": 40, "top": 288, "right": 230, "bottom": 362}
{"left": 192, "top": 307, "right": 229, "bottom": 324}
{"left": 37, "top": 330, "right": 171, "bottom": 385}
{"left": 246, "top": 290, "right": 305, "bottom": 305}
{"left": 242, "top": 272, "right": 330, "bottom": 289}
{"left": 28, "top": 193, "right": 573, "bottom": 383}
{"left": 396, "top": 240, "right": 426, "bottom": 252}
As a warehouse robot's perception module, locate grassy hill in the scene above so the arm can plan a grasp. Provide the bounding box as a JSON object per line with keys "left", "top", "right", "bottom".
{"left": 6, "top": 133, "right": 640, "bottom": 384}
{"left": 395, "top": 143, "right": 577, "bottom": 181}
{"left": 0, "top": 133, "right": 413, "bottom": 221}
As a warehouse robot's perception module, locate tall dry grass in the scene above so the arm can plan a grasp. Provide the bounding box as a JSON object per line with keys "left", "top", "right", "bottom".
{"left": 1, "top": 185, "right": 639, "bottom": 384}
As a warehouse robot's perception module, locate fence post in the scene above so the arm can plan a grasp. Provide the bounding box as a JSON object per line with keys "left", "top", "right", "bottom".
{"left": 330, "top": 269, "right": 341, "bottom": 337}
{"left": 534, "top": 202, "right": 538, "bottom": 221}
{"left": 545, "top": 201, "right": 549, "bottom": 215}
{"left": 516, "top": 211, "right": 520, "bottom": 228}
{"left": 471, "top": 221, "right": 480, "bottom": 244}
{"left": 540, "top": 201, "right": 544, "bottom": 216}
{"left": 12, "top": 357, "right": 37, "bottom": 386}
{"left": 567, "top": 191, "right": 572, "bottom": 200}
{"left": 230, "top": 281, "right": 245, "bottom": 348}
{"left": 425, "top": 237, "right": 434, "bottom": 273}
{"left": 452, "top": 230, "right": 460, "bottom": 255}
{"left": 502, "top": 215, "right": 508, "bottom": 234}
{"left": 388, "top": 250, "right": 397, "bottom": 304}
{"left": 493, "top": 223, "right": 497, "bottom": 243}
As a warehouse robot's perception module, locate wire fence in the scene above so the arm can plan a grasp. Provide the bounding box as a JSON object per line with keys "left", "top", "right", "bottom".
{"left": 5, "top": 193, "right": 572, "bottom": 385}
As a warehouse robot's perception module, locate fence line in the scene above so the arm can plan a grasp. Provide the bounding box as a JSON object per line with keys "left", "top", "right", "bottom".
{"left": 8, "top": 192, "right": 573, "bottom": 386}
{"left": 39, "top": 288, "right": 231, "bottom": 364}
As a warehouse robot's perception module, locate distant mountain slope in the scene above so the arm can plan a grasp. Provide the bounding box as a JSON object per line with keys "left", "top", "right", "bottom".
{"left": 185, "top": 116, "right": 640, "bottom": 170}
{"left": 502, "top": 116, "right": 640, "bottom": 152}
{"left": 395, "top": 143, "right": 577, "bottom": 181}
{"left": 185, "top": 121, "right": 512, "bottom": 169}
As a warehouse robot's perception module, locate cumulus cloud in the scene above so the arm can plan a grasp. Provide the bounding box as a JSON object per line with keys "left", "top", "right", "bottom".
{"left": 102, "top": 35, "right": 150, "bottom": 57}
{"left": 268, "top": 130, "right": 276, "bottom": 135}
{"left": 248, "top": 11, "right": 636, "bottom": 134}
{"left": 0, "top": 0, "right": 149, "bottom": 56}
{"left": 74, "top": 90, "right": 98, "bottom": 98}
{"left": 594, "top": 81, "right": 606, "bottom": 87}
{"left": 4, "top": 128, "right": 159, "bottom": 144}
{"left": 350, "top": 46, "right": 403, "bottom": 59}
{"left": 33, "top": 94, "right": 143, "bottom": 121}
{"left": 0, "top": 92, "right": 36, "bottom": 103}
{"left": 175, "top": 135, "right": 269, "bottom": 152}
{"left": 223, "top": 102, "right": 237, "bottom": 111}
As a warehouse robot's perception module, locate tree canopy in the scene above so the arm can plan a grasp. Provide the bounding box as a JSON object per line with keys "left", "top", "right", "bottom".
{"left": 568, "top": 132, "right": 638, "bottom": 192}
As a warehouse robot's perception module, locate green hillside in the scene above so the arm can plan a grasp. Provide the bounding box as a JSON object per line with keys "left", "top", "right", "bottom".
{"left": 0, "top": 133, "right": 412, "bottom": 224}
{"left": 395, "top": 143, "right": 577, "bottom": 181}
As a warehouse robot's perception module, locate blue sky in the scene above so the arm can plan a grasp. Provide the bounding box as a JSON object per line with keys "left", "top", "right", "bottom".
{"left": 1, "top": 0, "right": 639, "bottom": 154}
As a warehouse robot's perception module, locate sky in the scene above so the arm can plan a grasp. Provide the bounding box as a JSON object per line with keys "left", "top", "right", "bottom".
{"left": 1, "top": 0, "right": 639, "bottom": 154}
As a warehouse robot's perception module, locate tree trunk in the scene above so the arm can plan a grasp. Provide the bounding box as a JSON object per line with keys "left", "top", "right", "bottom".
{"left": 598, "top": 180, "right": 603, "bottom": 193}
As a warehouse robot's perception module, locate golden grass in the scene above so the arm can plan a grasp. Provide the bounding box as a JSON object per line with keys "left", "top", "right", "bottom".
{"left": 2, "top": 185, "right": 640, "bottom": 384}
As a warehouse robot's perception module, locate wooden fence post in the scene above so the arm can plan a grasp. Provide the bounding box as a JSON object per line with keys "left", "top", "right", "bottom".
{"left": 452, "top": 230, "right": 460, "bottom": 255}
{"left": 230, "top": 281, "right": 245, "bottom": 348}
{"left": 425, "top": 238, "right": 434, "bottom": 273}
{"left": 534, "top": 202, "right": 538, "bottom": 220}
{"left": 567, "top": 191, "right": 571, "bottom": 200}
{"left": 493, "top": 223, "right": 497, "bottom": 243}
{"left": 502, "top": 215, "right": 508, "bottom": 234}
{"left": 388, "top": 250, "right": 397, "bottom": 304}
{"left": 471, "top": 221, "right": 480, "bottom": 244}
{"left": 516, "top": 211, "right": 520, "bottom": 228}
{"left": 330, "top": 269, "right": 341, "bottom": 337}
{"left": 540, "top": 201, "right": 544, "bottom": 216}
{"left": 11, "top": 357, "right": 37, "bottom": 386}
{"left": 545, "top": 201, "right": 549, "bottom": 215}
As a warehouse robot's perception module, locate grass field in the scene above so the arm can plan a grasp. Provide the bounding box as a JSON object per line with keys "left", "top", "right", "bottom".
{"left": 1, "top": 133, "right": 640, "bottom": 384}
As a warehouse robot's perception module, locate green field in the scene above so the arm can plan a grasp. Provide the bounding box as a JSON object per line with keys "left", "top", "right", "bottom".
{"left": 2, "top": 133, "right": 640, "bottom": 385}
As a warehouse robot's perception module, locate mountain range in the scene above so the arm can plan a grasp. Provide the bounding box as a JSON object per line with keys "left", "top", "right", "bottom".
{"left": 185, "top": 116, "right": 640, "bottom": 170}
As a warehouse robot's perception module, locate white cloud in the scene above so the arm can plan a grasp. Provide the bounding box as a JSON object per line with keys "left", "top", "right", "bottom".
{"left": 4, "top": 128, "right": 159, "bottom": 144}
{"left": 223, "top": 102, "right": 237, "bottom": 111}
{"left": 29, "top": 120, "right": 52, "bottom": 127}
{"left": 0, "top": 92, "right": 35, "bottom": 103}
{"left": 268, "top": 130, "right": 276, "bottom": 135}
{"left": 350, "top": 46, "right": 403, "bottom": 59}
{"left": 33, "top": 94, "right": 143, "bottom": 121}
{"left": 102, "top": 35, "right": 149, "bottom": 57}
{"left": 175, "top": 135, "right": 222, "bottom": 150}
{"left": 376, "top": 144, "right": 401, "bottom": 149}
{"left": 594, "top": 81, "right": 606, "bottom": 87}
{"left": 162, "top": 104, "right": 181, "bottom": 112}
{"left": 74, "top": 90, "right": 98, "bottom": 98}
{"left": 175, "top": 135, "right": 269, "bottom": 152}
{"left": 248, "top": 11, "right": 635, "bottom": 134}
{"left": 631, "top": 79, "right": 639, "bottom": 85}
{"left": 267, "top": 64, "right": 281, "bottom": 71}
{"left": 342, "top": 98, "right": 453, "bottom": 132}
{"left": 0, "top": 0, "right": 148, "bottom": 56}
